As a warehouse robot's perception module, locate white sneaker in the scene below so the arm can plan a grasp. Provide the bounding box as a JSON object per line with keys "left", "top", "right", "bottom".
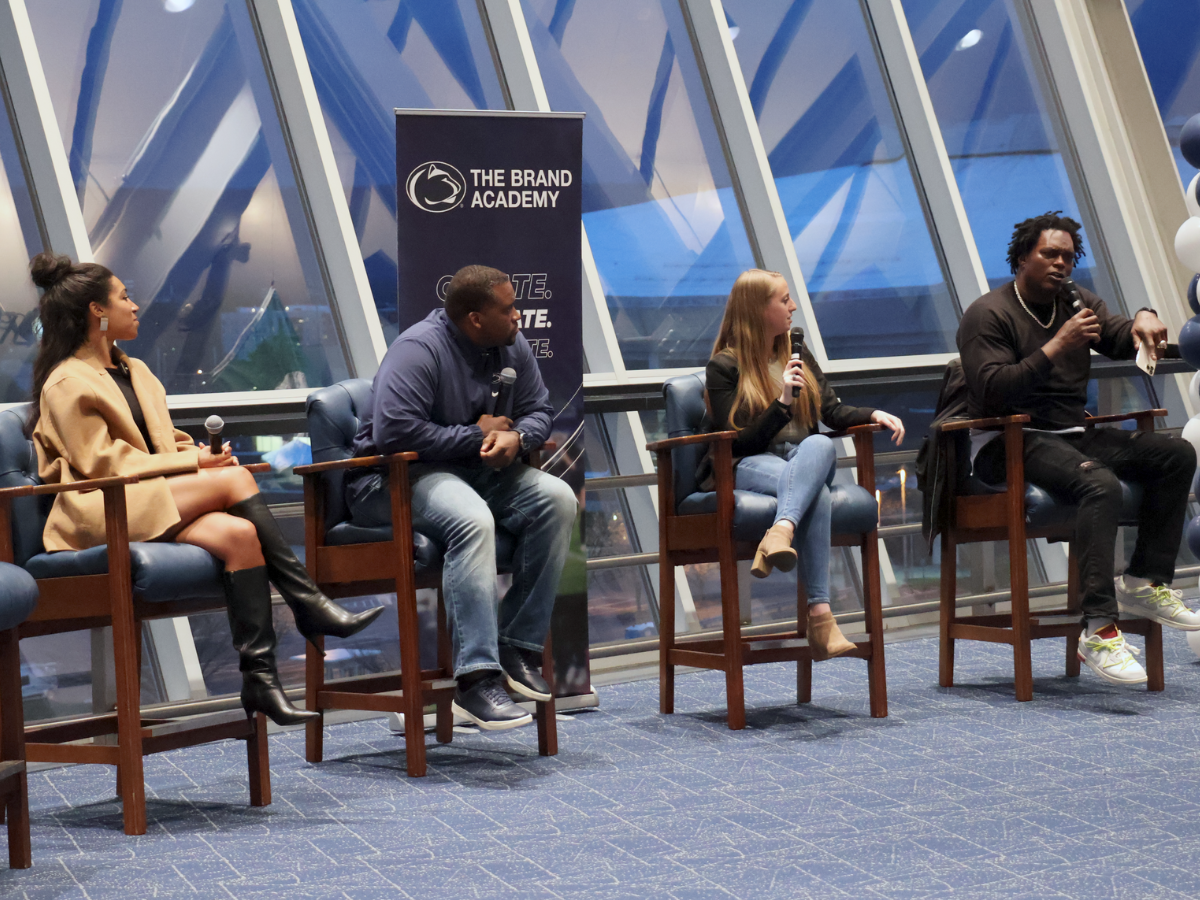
{"left": 1115, "top": 577, "right": 1200, "bottom": 631}
{"left": 1078, "top": 625, "right": 1147, "bottom": 685}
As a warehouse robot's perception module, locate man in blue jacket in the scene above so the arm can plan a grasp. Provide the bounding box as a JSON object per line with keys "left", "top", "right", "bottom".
{"left": 346, "top": 265, "right": 577, "bottom": 729}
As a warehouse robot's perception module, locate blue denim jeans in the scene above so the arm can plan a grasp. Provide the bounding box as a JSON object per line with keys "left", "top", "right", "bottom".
{"left": 346, "top": 463, "right": 577, "bottom": 677}
{"left": 736, "top": 434, "right": 837, "bottom": 605}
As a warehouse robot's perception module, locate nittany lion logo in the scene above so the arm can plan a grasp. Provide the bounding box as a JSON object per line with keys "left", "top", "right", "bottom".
{"left": 405, "top": 162, "right": 466, "bottom": 213}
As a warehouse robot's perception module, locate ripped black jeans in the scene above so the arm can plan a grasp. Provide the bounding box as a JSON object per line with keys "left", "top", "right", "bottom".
{"left": 975, "top": 428, "right": 1197, "bottom": 620}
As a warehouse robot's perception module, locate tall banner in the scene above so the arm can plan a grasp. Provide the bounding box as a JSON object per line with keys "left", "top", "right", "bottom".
{"left": 395, "top": 110, "right": 588, "bottom": 696}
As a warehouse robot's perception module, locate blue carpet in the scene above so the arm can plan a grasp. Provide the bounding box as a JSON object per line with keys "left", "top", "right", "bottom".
{"left": 6, "top": 633, "right": 1200, "bottom": 899}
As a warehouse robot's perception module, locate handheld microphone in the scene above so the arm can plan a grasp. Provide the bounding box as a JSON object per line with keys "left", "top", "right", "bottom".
{"left": 789, "top": 327, "right": 804, "bottom": 400}
{"left": 204, "top": 415, "right": 224, "bottom": 452}
{"left": 1063, "top": 278, "right": 1085, "bottom": 312}
{"left": 493, "top": 367, "right": 517, "bottom": 417}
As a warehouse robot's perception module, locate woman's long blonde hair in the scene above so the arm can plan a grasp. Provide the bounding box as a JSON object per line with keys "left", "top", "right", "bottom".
{"left": 710, "top": 269, "right": 820, "bottom": 429}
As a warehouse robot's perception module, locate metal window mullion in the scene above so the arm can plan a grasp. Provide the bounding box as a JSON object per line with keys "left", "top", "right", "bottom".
{"left": 1029, "top": 1, "right": 1190, "bottom": 335}
{"left": 0, "top": 0, "right": 91, "bottom": 260}
{"left": 244, "top": 0, "right": 387, "bottom": 376}
{"left": 860, "top": 0, "right": 989, "bottom": 310}
{"left": 677, "top": 0, "right": 828, "bottom": 366}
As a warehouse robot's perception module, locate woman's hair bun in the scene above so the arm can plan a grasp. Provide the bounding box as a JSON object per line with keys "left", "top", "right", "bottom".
{"left": 29, "top": 252, "right": 74, "bottom": 290}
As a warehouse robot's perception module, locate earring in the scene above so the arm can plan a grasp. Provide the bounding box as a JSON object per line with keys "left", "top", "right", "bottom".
{"left": 99, "top": 316, "right": 109, "bottom": 333}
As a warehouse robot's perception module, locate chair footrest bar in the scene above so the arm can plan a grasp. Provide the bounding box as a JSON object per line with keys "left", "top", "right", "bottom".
{"left": 25, "top": 743, "right": 120, "bottom": 766}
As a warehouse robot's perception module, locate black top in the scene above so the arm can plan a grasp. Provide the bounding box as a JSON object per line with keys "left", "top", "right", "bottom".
{"left": 107, "top": 364, "right": 156, "bottom": 453}
{"left": 957, "top": 281, "right": 1135, "bottom": 430}
{"left": 697, "top": 344, "right": 875, "bottom": 489}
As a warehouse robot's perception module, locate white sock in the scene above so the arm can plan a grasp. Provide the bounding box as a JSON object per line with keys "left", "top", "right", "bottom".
{"left": 1086, "top": 617, "right": 1115, "bottom": 637}
{"left": 1121, "top": 574, "right": 1151, "bottom": 591}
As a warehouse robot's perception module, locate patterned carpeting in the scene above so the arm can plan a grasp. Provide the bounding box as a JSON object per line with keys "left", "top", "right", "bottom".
{"left": 6, "top": 633, "right": 1200, "bottom": 899}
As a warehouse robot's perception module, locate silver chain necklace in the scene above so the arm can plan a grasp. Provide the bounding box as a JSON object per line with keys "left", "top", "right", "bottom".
{"left": 1014, "top": 280, "right": 1055, "bottom": 329}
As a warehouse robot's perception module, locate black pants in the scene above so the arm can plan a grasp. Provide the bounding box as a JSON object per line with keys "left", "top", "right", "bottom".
{"left": 974, "top": 428, "right": 1196, "bottom": 620}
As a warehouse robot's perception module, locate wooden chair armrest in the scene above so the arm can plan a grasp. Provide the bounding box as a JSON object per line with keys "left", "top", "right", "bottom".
{"left": 539, "top": 440, "right": 557, "bottom": 453}
{"left": 240, "top": 462, "right": 271, "bottom": 474}
{"left": 1085, "top": 409, "right": 1166, "bottom": 425}
{"left": 0, "top": 474, "right": 139, "bottom": 499}
{"left": 825, "top": 423, "right": 883, "bottom": 439}
{"left": 937, "top": 414, "right": 1030, "bottom": 433}
{"left": 294, "top": 452, "right": 418, "bottom": 476}
{"left": 645, "top": 431, "right": 736, "bottom": 453}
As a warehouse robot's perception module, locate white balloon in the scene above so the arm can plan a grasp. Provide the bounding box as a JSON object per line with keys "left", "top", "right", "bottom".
{"left": 1190, "top": 371, "right": 1200, "bottom": 408}
{"left": 1177, "top": 217, "right": 1200, "bottom": 272}
{"left": 1188, "top": 630, "right": 1200, "bottom": 659}
{"left": 1189, "top": 173, "right": 1200, "bottom": 219}
{"left": 1182, "top": 415, "right": 1200, "bottom": 456}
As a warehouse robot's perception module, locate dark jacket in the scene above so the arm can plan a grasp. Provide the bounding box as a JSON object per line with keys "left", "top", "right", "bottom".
{"left": 915, "top": 358, "right": 969, "bottom": 553}
{"left": 696, "top": 345, "right": 875, "bottom": 490}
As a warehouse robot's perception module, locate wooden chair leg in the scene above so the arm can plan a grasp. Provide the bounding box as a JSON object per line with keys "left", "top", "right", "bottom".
{"left": 111, "top": 607, "right": 146, "bottom": 835}
{"left": 246, "top": 712, "right": 271, "bottom": 807}
{"left": 536, "top": 636, "right": 557, "bottom": 757}
{"left": 0, "top": 629, "right": 30, "bottom": 868}
{"left": 862, "top": 533, "right": 888, "bottom": 718}
{"left": 1010, "top": 538, "right": 1033, "bottom": 702}
{"left": 1146, "top": 622, "right": 1165, "bottom": 692}
{"left": 305, "top": 634, "right": 325, "bottom": 763}
{"left": 435, "top": 590, "right": 453, "bottom": 744}
{"left": 659, "top": 558, "right": 676, "bottom": 715}
{"left": 1065, "top": 542, "right": 1081, "bottom": 677}
{"left": 797, "top": 584, "right": 811, "bottom": 704}
{"left": 718, "top": 544, "right": 745, "bottom": 731}
{"left": 395, "top": 582, "right": 427, "bottom": 777}
{"left": 939, "top": 531, "right": 957, "bottom": 688}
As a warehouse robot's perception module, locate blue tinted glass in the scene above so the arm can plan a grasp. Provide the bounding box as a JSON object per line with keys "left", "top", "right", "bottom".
{"left": 901, "top": 0, "right": 1109, "bottom": 296}
{"left": 723, "top": 0, "right": 957, "bottom": 359}
{"left": 293, "top": 0, "right": 506, "bottom": 342}
{"left": 0, "top": 92, "right": 42, "bottom": 402}
{"left": 521, "top": 0, "right": 758, "bottom": 370}
{"left": 27, "top": 1, "right": 350, "bottom": 394}
{"left": 1127, "top": 0, "right": 1200, "bottom": 186}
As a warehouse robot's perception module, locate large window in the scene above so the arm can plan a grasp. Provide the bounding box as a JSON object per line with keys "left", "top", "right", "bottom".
{"left": 293, "top": 0, "right": 507, "bottom": 343}
{"left": 0, "top": 90, "right": 41, "bottom": 403}
{"left": 26, "top": 1, "right": 350, "bottom": 395}
{"left": 901, "top": 0, "right": 1115, "bottom": 300}
{"left": 1127, "top": 0, "right": 1200, "bottom": 187}
{"left": 723, "top": 0, "right": 959, "bottom": 359}
{"left": 522, "top": 0, "right": 758, "bottom": 370}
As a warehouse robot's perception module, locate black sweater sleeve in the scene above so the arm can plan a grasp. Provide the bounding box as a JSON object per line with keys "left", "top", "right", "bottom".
{"left": 705, "top": 355, "right": 792, "bottom": 458}
{"left": 807, "top": 347, "right": 875, "bottom": 431}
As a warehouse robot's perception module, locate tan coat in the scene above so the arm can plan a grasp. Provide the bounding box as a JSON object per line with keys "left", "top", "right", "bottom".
{"left": 33, "top": 345, "right": 199, "bottom": 552}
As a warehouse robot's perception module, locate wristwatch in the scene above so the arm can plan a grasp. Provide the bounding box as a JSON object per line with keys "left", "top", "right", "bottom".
{"left": 513, "top": 430, "right": 533, "bottom": 452}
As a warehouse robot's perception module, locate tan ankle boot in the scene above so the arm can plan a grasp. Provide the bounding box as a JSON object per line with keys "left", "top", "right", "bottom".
{"left": 807, "top": 610, "right": 855, "bottom": 661}
{"left": 751, "top": 523, "right": 797, "bottom": 578}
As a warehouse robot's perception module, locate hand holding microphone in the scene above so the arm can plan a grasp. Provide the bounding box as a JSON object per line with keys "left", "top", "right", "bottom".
{"left": 779, "top": 327, "right": 804, "bottom": 405}
{"left": 199, "top": 414, "right": 236, "bottom": 467}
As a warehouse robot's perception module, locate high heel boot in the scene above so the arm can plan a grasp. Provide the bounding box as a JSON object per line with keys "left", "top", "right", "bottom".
{"left": 807, "top": 608, "right": 855, "bottom": 661}
{"left": 227, "top": 495, "right": 384, "bottom": 647}
{"left": 224, "top": 567, "right": 319, "bottom": 726}
{"left": 751, "top": 522, "right": 798, "bottom": 579}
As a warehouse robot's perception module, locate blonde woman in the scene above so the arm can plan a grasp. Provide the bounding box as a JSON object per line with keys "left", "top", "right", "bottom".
{"left": 704, "top": 270, "right": 904, "bottom": 659}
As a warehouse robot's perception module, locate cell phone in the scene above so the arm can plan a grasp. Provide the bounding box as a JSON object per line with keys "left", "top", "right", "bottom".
{"left": 1135, "top": 341, "right": 1156, "bottom": 376}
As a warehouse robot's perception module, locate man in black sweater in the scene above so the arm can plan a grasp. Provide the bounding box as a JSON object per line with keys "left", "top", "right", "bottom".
{"left": 958, "top": 211, "right": 1198, "bottom": 686}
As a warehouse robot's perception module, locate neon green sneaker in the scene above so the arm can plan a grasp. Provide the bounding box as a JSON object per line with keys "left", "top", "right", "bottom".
{"left": 1115, "top": 577, "right": 1200, "bottom": 631}
{"left": 1078, "top": 625, "right": 1147, "bottom": 686}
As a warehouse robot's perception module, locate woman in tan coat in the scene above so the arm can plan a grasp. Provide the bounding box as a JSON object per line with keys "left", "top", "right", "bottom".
{"left": 28, "top": 253, "right": 383, "bottom": 725}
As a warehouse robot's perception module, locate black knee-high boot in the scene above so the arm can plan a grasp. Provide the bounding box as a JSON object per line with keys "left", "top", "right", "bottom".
{"left": 227, "top": 495, "right": 384, "bottom": 645}
{"left": 224, "top": 567, "right": 319, "bottom": 726}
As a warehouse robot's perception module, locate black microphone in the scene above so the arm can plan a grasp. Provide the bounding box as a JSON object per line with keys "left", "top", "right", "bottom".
{"left": 493, "top": 367, "right": 517, "bottom": 417}
{"left": 205, "top": 415, "right": 223, "bottom": 452}
{"left": 789, "top": 327, "right": 804, "bottom": 400}
{"left": 1063, "top": 278, "right": 1086, "bottom": 312}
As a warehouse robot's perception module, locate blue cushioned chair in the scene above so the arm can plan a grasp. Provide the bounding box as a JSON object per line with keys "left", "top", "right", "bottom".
{"left": 647, "top": 374, "right": 887, "bottom": 729}
{"left": 935, "top": 408, "right": 1165, "bottom": 700}
{"left": 297, "top": 380, "right": 557, "bottom": 777}
{"left": 0, "top": 561, "right": 37, "bottom": 867}
{"left": 0, "top": 408, "right": 271, "bottom": 835}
